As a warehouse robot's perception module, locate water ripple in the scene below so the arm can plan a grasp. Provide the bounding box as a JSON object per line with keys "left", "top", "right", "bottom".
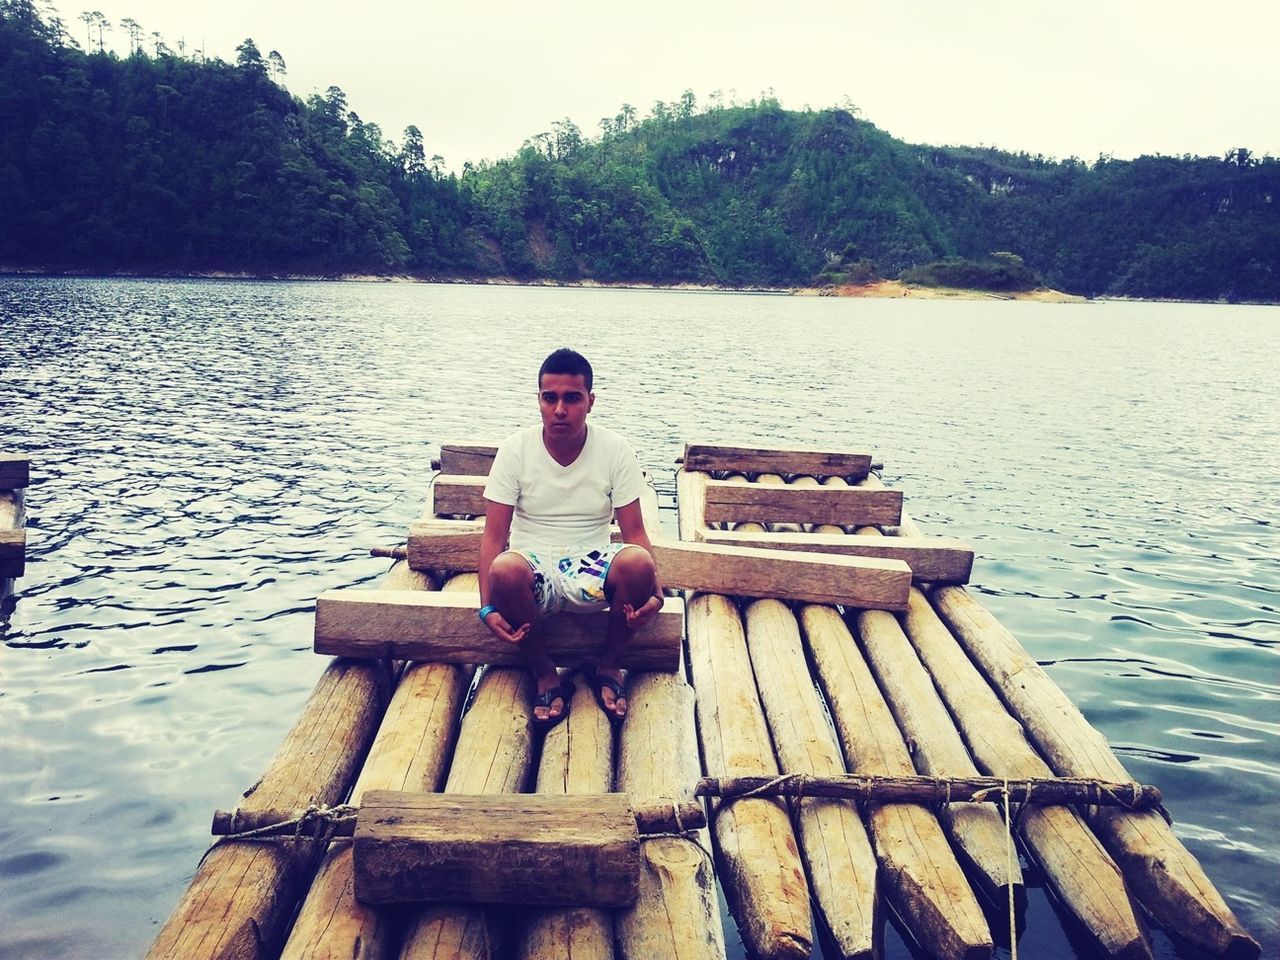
{"left": 1, "top": 279, "right": 1278, "bottom": 958}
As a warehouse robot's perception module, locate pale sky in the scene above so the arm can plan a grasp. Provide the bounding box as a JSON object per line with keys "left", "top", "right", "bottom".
{"left": 52, "top": 0, "right": 1280, "bottom": 171}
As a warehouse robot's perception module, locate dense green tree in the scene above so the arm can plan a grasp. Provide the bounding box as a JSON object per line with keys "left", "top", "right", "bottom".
{"left": 1, "top": 3, "right": 1277, "bottom": 299}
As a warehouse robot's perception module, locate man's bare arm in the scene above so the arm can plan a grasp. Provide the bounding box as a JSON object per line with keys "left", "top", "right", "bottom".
{"left": 478, "top": 499, "right": 515, "bottom": 608}
{"left": 615, "top": 499, "right": 664, "bottom": 625}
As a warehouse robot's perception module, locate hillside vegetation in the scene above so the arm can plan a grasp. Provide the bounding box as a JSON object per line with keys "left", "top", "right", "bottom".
{"left": 3, "top": 1, "right": 1278, "bottom": 300}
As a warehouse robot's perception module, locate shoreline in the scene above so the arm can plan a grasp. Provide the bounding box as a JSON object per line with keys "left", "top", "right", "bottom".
{"left": 2, "top": 266, "right": 1272, "bottom": 305}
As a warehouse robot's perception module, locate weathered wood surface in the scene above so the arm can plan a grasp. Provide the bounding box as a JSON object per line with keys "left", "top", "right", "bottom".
{"left": 931, "top": 585, "right": 1259, "bottom": 959}
{"left": 520, "top": 670, "right": 616, "bottom": 960}
{"left": 0, "top": 489, "right": 24, "bottom": 579}
{"left": 314, "top": 589, "right": 684, "bottom": 671}
{"left": 685, "top": 593, "right": 812, "bottom": 960}
{"left": 280, "top": 569, "right": 465, "bottom": 960}
{"left": 354, "top": 791, "right": 640, "bottom": 908}
{"left": 439, "top": 442, "right": 499, "bottom": 476}
{"left": 397, "top": 665, "right": 534, "bottom": 960}
{"left": 742, "top": 599, "right": 879, "bottom": 960}
{"left": 697, "top": 528, "right": 973, "bottom": 584}
{"left": 654, "top": 538, "right": 909, "bottom": 609}
{"left": 407, "top": 519, "right": 636, "bottom": 572}
{"left": 675, "top": 469, "right": 709, "bottom": 542}
{"left": 431, "top": 473, "right": 490, "bottom": 517}
{"left": 897, "top": 586, "right": 1152, "bottom": 959}
{"left": 683, "top": 442, "right": 873, "bottom": 481}
{"left": 616, "top": 671, "right": 726, "bottom": 960}
{"left": 147, "top": 655, "right": 396, "bottom": 960}
{"left": 857, "top": 605, "right": 1023, "bottom": 908}
{"left": 0, "top": 454, "right": 29, "bottom": 489}
{"left": 799, "top": 602, "right": 993, "bottom": 960}
{"left": 702, "top": 476, "right": 902, "bottom": 527}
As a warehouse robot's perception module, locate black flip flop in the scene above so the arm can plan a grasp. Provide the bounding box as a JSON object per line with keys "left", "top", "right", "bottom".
{"left": 584, "top": 664, "right": 627, "bottom": 726}
{"left": 531, "top": 680, "right": 572, "bottom": 731}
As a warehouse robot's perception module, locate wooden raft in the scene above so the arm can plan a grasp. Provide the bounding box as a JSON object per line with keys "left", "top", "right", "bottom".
{"left": 150, "top": 439, "right": 1259, "bottom": 960}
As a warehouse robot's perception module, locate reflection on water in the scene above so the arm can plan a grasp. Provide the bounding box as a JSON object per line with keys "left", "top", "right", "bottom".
{"left": 1, "top": 278, "right": 1277, "bottom": 958}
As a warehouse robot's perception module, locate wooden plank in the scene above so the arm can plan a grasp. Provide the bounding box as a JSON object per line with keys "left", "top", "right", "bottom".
{"left": 396, "top": 665, "right": 535, "bottom": 960}
{"left": 742, "top": 599, "right": 879, "bottom": 960}
{"left": 898, "top": 587, "right": 1152, "bottom": 958}
{"left": 354, "top": 791, "right": 639, "bottom": 908}
{"left": 0, "top": 530, "right": 24, "bottom": 579}
{"left": 0, "top": 454, "right": 29, "bottom": 489}
{"left": 280, "top": 571, "right": 466, "bottom": 960}
{"left": 656, "top": 540, "right": 909, "bottom": 609}
{"left": 683, "top": 442, "right": 872, "bottom": 480}
{"left": 408, "top": 518, "right": 633, "bottom": 572}
{"left": 703, "top": 477, "right": 902, "bottom": 526}
{"left": 440, "top": 442, "right": 499, "bottom": 476}
{"left": 798, "top": 602, "right": 994, "bottom": 960}
{"left": 676, "top": 470, "right": 709, "bottom": 542}
{"left": 685, "top": 592, "right": 812, "bottom": 960}
{"left": 616, "top": 672, "right": 726, "bottom": 960}
{"left": 314, "top": 589, "right": 683, "bottom": 671}
{"left": 147, "top": 656, "right": 396, "bottom": 960}
{"left": 698, "top": 528, "right": 973, "bottom": 584}
{"left": 520, "top": 670, "right": 616, "bottom": 960}
{"left": 432, "top": 474, "right": 489, "bottom": 517}
{"left": 931, "top": 585, "right": 1259, "bottom": 959}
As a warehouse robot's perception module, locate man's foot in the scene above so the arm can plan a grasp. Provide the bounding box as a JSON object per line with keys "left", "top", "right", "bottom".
{"left": 587, "top": 665, "right": 627, "bottom": 724}
{"left": 532, "top": 672, "right": 570, "bottom": 730}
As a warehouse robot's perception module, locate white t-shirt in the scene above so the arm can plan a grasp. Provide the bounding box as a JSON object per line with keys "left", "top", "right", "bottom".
{"left": 483, "top": 423, "right": 645, "bottom": 553}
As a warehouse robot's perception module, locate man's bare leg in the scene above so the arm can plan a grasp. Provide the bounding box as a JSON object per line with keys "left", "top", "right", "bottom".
{"left": 599, "top": 546, "right": 660, "bottom": 719}
{"left": 488, "top": 552, "right": 564, "bottom": 723}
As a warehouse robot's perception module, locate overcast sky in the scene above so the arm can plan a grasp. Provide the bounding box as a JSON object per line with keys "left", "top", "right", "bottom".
{"left": 52, "top": 0, "right": 1280, "bottom": 171}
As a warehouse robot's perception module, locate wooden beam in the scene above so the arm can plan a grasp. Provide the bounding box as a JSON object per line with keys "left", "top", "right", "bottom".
{"left": 0, "top": 455, "right": 29, "bottom": 489}
{"left": 314, "top": 589, "right": 684, "bottom": 671}
{"left": 653, "top": 539, "right": 909, "bottom": 611}
{"left": 683, "top": 443, "right": 872, "bottom": 480}
{"left": 439, "top": 443, "right": 499, "bottom": 476}
{"left": 0, "top": 529, "right": 24, "bottom": 579}
{"left": 408, "top": 519, "right": 628, "bottom": 572}
{"left": 698, "top": 529, "right": 973, "bottom": 584}
{"left": 702, "top": 478, "right": 902, "bottom": 526}
{"left": 354, "top": 791, "right": 641, "bottom": 908}
{"left": 431, "top": 474, "right": 489, "bottom": 517}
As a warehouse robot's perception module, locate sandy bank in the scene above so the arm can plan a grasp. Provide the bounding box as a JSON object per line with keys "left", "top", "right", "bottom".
{"left": 793, "top": 279, "right": 1087, "bottom": 303}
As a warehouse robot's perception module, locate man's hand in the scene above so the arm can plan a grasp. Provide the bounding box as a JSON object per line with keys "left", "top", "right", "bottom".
{"left": 622, "top": 593, "right": 664, "bottom": 628}
{"left": 483, "top": 610, "right": 530, "bottom": 644}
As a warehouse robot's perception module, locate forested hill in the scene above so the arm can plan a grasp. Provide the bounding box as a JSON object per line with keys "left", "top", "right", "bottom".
{"left": 3, "top": 3, "right": 1278, "bottom": 301}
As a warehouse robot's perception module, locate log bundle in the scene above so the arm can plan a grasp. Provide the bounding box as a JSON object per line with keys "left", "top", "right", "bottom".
{"left": 152, "top": 440, "right": 1258, "bottom": 960}
{"left": 1, "top": 456, "right": 28, "bottom": 591}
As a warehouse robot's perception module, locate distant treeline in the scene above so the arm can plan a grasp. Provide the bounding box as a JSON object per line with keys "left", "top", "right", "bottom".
{"left": 3, "top": 1, "right": 1278, "bottom": 300}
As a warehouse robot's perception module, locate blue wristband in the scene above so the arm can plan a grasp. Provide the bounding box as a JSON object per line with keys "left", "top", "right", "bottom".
{"left": 478, "top": 604, "right": 498, "bottom": 624}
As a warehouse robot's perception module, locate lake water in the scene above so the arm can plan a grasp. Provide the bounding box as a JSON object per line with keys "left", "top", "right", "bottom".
{"left": 0, "top": 277, "right": 1276, "bottom": 959}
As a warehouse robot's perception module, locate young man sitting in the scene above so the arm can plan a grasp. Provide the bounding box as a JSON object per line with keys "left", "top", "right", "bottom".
{"left": 477, "top": 348, "right": 663, "bottom": 729}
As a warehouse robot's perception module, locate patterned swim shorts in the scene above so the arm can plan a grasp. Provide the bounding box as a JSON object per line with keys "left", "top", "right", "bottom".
{"left": 515, "top": 543, "right": 631, "bottom": 616}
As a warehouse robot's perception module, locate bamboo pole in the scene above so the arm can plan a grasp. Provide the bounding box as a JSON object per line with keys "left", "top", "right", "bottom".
{"left": 898, "top": 588, "right": 1153, "bottom": 958}
{"left": 799, "top": 602, "right": 993, "bottom": 960}
{"left": 518, "top": 670, "right": 616, "bottom": 960}
{"left": 615, "top": 672, "right": 726, "bottom": 960}
{"left": 147, "top": 618, "right": 400, "bottom": 959}
{"left": 930, "top": 585, "right": 1260, "bottom": 959}
{"left": 684, "top": 592, "right": 813, "bottom": 960}
{"left": 396, "top": 663, "right": 535, "bottom": 960}
{"left": 280, "top": 571, "right": 468, "bottom": 960}
{"left": 742, "top": 598, "right": 880, "bottom": 960}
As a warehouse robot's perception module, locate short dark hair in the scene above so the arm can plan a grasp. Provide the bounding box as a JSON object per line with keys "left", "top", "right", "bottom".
{"left": 539, "top": 348, "right": 593, "bottom": 391}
